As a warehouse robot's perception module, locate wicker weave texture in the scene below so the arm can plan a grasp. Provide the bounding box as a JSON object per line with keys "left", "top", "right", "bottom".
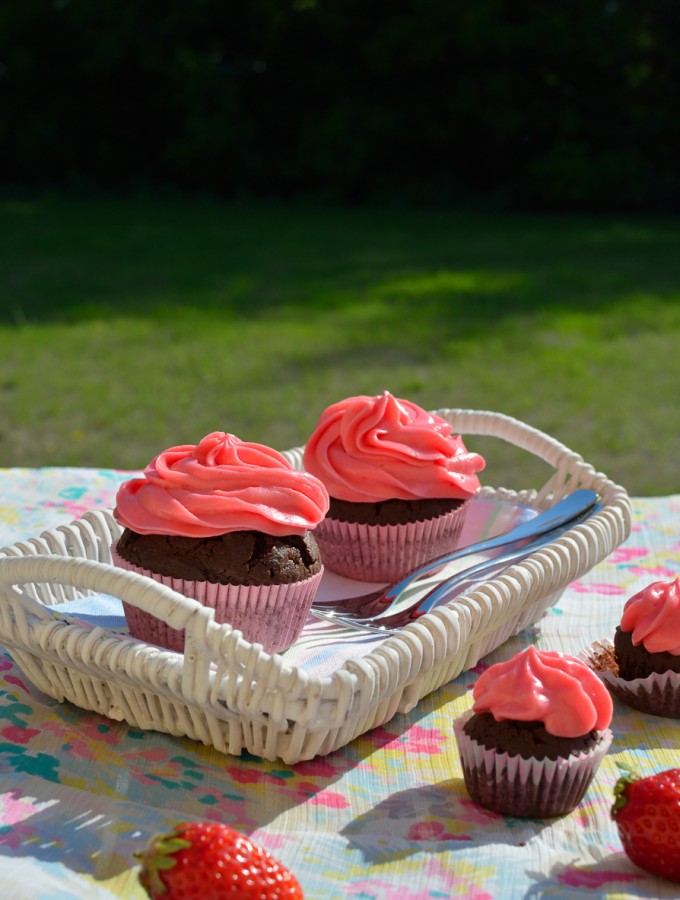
{"left": 0, "top": 410, "right": 631, "bottom": 763}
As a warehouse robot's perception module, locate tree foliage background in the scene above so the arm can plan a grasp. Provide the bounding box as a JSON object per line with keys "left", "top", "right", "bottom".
{"left": 2, "top": 0, "right": 678, "bottom": 211}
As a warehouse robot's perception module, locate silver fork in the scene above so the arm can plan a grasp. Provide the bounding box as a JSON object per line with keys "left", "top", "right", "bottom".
{"left": 311, "top": 496, "right": 601, "bottom": 635}
{"left": 312, "top": 490, "right": 598, "bottom": 620}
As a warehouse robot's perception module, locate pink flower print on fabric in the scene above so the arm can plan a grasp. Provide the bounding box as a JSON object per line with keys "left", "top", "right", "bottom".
{"left": 252, "top": 832, "right": 289, "bottom": 852}
{"left": 627, "top": 565, "right": 679, "bottom": 581}
{"left": 1, "top": 725, "right": 40, "bottom": 745}
{"left": 0, "top": 790, "right": 43, "bottom": 828}
{"left": 557, "top": 866, "right": 644, "bottom": 889}
{"left": 608, "top": 547, "right": 649, "bottom": 565}
{"left": 365, "top": 725, "right": 447, "bottom": 755}
{"left": 459, "top": 797, "right": 503, "bottom": 825}
{"left": 0, "top": 820, "right": 38, "bottom": 851}
{"left": 293, "top": 758, "right": 345, "bottom": 779}
{"left": 569, "top": 581, "right": 627, "bottom": 596}
{"left": 407, "top": 820, "right": 463, "bottom": 841}
{"left": 3, "top": 672, "right": 32, "bottom": 693}
{"left": 309, "top": 790, "right": 350, "bottom": 809}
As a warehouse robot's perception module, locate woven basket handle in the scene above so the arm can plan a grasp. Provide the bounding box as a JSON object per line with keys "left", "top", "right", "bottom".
{"left": 286, "top": 408, "right": 626, "bottom": 509}
{"left": 436, "top": 408, "right": 632, "bottom": 509}
{"left": 436, "top": 408, "right": 579, "bottom": 467}
{"left": 0, "top": 554, "right": 215, "bottom": 636}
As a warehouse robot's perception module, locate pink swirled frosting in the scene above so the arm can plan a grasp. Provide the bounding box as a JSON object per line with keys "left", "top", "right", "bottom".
{"left": 114, "top": 432, "right": 329, "bottom": 538}
{"left": 472, "top": 646, "right": 613, "bottom": 738}
{"left": 302, "top": 391, "right": 485, "bottom": 503}
{"left": 620, "top": 577, "right": 680, "bottom": 655}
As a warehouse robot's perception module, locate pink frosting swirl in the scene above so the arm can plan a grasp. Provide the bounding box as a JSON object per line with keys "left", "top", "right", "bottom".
{"left": 114, "top": 432, "right": 329, "bottom": 538}
{"left": 620, "top": 577, "right": 680, "bottom": 655}
{"left": 302, "top": 392, "right": 485, "bottom": 503}
{"left": 472, "top": 646, "right": 613, "bottom": 738}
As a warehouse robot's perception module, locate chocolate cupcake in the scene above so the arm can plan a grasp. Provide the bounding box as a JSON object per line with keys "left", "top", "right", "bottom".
{"left": 115, "top": 529, "right": 321, "bottom": 587}
{"left": 613, "top": 627, "right": 680, "bottom": 680}
{"left": 303, "top": 391, "right": 485, "bottom": 582}
{"left": 454, "top": 646, "right": 613, "bottom": 818}
{"left": 584, "top": 577, "right": 680, "bottom": 718}
{"left": 111, "top": 432, "right": 329, "bottom": 654}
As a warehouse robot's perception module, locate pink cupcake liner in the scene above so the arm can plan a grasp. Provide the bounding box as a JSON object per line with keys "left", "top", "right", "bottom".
{"left": 314, "top": 502, "right": 468, "bottom": 582}
{"left": 111, "top": 542, "right": 323, "bottom": 655}
{"left": 453, "top": 710, "right": 612, "bottom": 819}
{"left": 582, "top": 639, "right": 680, "bottom": 719}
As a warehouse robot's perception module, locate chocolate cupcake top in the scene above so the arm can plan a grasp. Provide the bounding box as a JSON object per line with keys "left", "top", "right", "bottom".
{"left": 472, "top": 646, "right": 613, "bottom": 738}
{"left": 620, "top": 576, "right": 680, "bottom": 655}
{"left": 114, "top": 432, "right": 329, "bottom": 538}
{"left": 303, "top": 391, "right": 485, "bottom": 503}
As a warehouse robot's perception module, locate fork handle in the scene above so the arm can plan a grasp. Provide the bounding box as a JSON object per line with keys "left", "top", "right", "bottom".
{"left": 344, "top": 502, "right": 602, "bottom": 631}
{"left": 311, "top": 526, "right": 578, "bottom": 636}
{"left": 378, "top": 489, "right": 598, "bottom": 604}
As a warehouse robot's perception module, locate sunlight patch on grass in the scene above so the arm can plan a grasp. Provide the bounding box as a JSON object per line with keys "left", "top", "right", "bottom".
{"left": 532, "top": 293, "right": 680, "bottom": 342}
{"left": 371, "top": 270, "right": 526, "bottom": 298}
{"left": 1, "top": 195, "right": 679, "bottom": 493}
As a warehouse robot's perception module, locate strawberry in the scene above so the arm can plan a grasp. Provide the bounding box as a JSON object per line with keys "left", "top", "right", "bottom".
{"left": 611, "top": 766, "right": 680, "bottom": 883}
{"left": 135, "top": 821, "right": 304, "bottom": 899}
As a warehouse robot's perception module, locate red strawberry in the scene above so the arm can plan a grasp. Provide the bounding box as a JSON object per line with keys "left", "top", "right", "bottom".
{"left": 135, "top": 821, "right": 304, "bottom": 899}
{"left": 611, "top": 766, "right": 680, "bottom": 883}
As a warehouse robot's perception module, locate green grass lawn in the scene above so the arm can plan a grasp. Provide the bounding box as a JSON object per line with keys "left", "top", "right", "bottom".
{"left": 1, "top": 192, "right": 679, "bottom": 496}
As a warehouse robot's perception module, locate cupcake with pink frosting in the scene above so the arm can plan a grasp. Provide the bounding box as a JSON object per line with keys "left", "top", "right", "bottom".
{"left": 584, "top": 576, "right": 680, "bottom": 718}
{"left": 302, "top": 391, "right": 485, "bottom": 582}
{"left": 111, "top": 431, "right": 329, "bottom": 654}
{"left": 454, "top": 646, "right": 613, "bottom": 818}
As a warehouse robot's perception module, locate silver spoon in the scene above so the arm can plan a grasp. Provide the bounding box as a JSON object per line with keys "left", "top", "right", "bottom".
{"left": 312, "top": 489, "right": 599, "bottom": 625}
{"left": 312, "top": 499, "right": 601, "bottom": 634}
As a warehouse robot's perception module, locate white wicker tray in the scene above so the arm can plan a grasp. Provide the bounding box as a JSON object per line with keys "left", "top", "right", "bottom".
{"left": 0, "top": 410, "right": 631, "bottom": 763}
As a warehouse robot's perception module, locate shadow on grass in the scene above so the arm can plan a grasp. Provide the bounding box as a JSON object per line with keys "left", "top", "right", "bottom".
{"left": 2, "top": 193, "right": 680, "bottom": 339}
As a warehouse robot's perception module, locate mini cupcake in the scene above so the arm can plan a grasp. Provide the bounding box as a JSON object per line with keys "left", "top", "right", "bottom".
{"left": 302, "top": 391, "right": 485, "bottom": 582}
{"left": 454, "top": 646, "right": 613, "bottom": 818}
{"left": 584, "top": 576, "right": 680, "bottom": 718}
{"left": 111, "top": 431, "right": 329, "bottom": 654}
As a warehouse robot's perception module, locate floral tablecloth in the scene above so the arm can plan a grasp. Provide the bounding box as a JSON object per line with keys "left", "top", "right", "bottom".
{"left": 0, "top": 468, "right": 678, "bottom": 899}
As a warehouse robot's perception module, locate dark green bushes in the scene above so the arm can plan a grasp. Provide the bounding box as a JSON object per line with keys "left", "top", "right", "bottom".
{"left": 1, "top": 0, "right": 678, "bottom": 211}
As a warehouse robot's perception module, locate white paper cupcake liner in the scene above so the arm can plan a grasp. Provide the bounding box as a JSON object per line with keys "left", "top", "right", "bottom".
{"left": 453, "top": 710, "right": 612, "bottom": 818}
{"left": 314, "top": 502, "right": 468, "bottom": 582}
{"left": 111, "top": 542, "right": 323, "bottom": 654}
{"left": 581, "top": 639, "right": 680, "bottom": 718}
